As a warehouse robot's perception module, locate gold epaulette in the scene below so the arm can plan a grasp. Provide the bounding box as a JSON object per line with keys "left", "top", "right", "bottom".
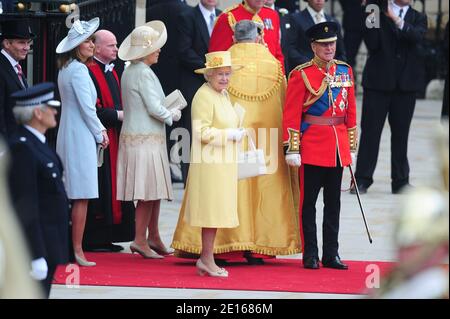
{"left": 335, "top": 60, "right": 351, "bottom": 68}
{"left": 288, "top": 61, "right": 313, "bottom": 80}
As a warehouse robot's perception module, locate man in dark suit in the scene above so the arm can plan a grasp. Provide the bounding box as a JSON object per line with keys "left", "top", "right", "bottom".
{"left": 0, "top": 19, "right": 34, "bottom": 138}
{"left": 338, "top": 0, "right": 366, "bottom": 70}
{"left": 8, "top": 83, "right": 69, "bottom": 298}
{"left": 352, "top": 0, "right": 428, "bottom": 194}
{"left": 177, "top": 0, "right": 221, "bottom": 183}
{"left": 286, "top": 0, "right": 346, "bottom": 72}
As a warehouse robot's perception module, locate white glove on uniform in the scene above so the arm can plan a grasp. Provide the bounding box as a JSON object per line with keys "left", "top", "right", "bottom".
{"left": 351, "top": 152, "right": 357, "bottom": 164}
{"left": 170, "top": 109, "right": 182, "bottom": 122}
{"left": 30, "top": 257, "right": 48, "bottom": 281}
{"left": 226, "top": 128, "right": 246, "bottom": 142}
{"left": 285, "top": 154, "right": 301, "bottom": 167}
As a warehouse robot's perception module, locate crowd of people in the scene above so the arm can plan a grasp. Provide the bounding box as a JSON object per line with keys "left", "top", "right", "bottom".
{"left": 0, "top": 0, "right": 443, "bottom": 298}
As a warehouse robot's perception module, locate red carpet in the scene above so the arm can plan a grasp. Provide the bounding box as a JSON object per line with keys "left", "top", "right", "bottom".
{"left": 53, "top": 253, "right": 395, "bottom": 295}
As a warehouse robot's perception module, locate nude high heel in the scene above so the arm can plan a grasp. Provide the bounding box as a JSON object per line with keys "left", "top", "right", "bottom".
{"left": 130, "top": 242, "right": 164, "bottom": 259}
{"left": 196, "top": 259, "right": 228, "bottom": 277}
{"left": 74, "top": 253, "right": 96, "bottom": 267}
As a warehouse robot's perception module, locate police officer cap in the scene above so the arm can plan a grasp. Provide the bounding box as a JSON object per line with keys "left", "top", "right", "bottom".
{"left": 11, "top": 82, "right": 61, "bottom": 108}
{"left": 306, "top": 21, "right": 338, "bottom": 43}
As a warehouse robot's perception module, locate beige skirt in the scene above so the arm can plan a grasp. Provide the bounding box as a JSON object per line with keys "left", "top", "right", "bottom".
{"left": 117, "top": 133, "right": 174, "bottom": 201}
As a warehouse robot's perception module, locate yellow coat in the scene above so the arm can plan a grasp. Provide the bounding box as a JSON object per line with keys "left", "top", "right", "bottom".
{"left": 181, "top": 83, "right": 240, "bottom": 228}
{"left": 172, "top": 44, "right": 301, "bottom": 256}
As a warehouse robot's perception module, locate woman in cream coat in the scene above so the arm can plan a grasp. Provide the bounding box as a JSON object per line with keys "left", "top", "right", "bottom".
{"left": 56, "top": 18, "right": 109, "bottom": 267}
{"left": 172, "top": 51, "right": 245, "bottom": 277}
{"left": 117, "top": 21, "right": 181, "bottom": 259}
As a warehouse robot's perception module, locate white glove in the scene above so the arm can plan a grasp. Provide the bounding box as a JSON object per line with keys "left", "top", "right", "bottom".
{"left": 30, "top": 257, "right": 48, "bottom": 281}
{"left": 351, "top": 152, "right": 357, "bottom": 164}
{"left": 226, "top": 128, "right": 246, "bottom": 142}
{"left": 285, "top": 154, "right": 301, "bottom": 167}
{"left": 170, "top": 109, "right": 182, "bottom": 122}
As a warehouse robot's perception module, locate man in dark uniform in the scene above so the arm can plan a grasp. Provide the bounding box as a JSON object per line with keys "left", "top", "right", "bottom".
{"left": 283, "top": 22, "right": 357, "bottom": 270}
{"left": 352, "top": 0, "right": 428, "bottom": 194}
{"left": 8, "top": 83, "right": 69, "bottom": 298}
{"left": 0, "top": 19, "right": 34, "bottom": 138}
{"left": 177, "top": 0, "right": 221, "bottom": 183}
{"left": 286, "top": 0, "right": 346, "bottom": 73}
{"left": 85, "top": 30, "right": 135, "bottom": 252}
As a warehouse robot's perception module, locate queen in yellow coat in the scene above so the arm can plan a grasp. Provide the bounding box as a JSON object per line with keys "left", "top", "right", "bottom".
{"left": 172, "top": 22, "right": 301, "bottom": 264}
{"left": 173, "top": 51, "right": 245, "bottom": 277}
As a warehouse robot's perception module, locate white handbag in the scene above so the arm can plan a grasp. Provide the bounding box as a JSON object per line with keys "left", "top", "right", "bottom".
{"left": 238, "top": 135, "right": 267, "bottom": 180}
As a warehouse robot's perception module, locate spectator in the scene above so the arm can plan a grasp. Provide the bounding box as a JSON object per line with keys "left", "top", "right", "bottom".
{"left": 56, "top": 18, "right": 109, "bottom": 267}
{"left": 352, "top": 0, "right": 428, "bottom": 195}
{"left": 0, "top": 19, "right": 34, "bottom": 138}
{"left": 117, "top": 21, "right": 181, "bottom": 259}
{"left": 286, "top": 0, "right": 346, "bottom": 72}
{"left": 177, "top": 0, "right": 222, "bottom": 184}
{"left": 84, "top": 30, "right": 135, "bottom": 253}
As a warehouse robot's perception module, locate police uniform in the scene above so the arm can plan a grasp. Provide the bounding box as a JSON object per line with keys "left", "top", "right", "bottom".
{"left": 7, "top": 83, "right": 69, "bottom": 297}
{"left": 282, "top": 22, "right": 357, "bottom": 269}
{"left": 209, "top": 1, "right": 285, "bottom": 71}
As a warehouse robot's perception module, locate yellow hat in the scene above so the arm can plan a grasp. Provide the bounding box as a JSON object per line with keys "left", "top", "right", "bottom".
{"left": 195, "top": 51, "right": 243, "bottom": 74}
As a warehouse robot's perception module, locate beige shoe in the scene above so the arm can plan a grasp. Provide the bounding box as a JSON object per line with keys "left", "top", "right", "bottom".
{"left": 130, "top": 242, "right": 164, "bottom": 259}
{"left": 196, "top": 259, "right": 228, "bottom": 278}
{"left": 74, "top": 253, "right": 96, "bottom": 267}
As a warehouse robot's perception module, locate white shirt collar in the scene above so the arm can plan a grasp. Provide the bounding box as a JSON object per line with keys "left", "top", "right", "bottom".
{"left": 268, "top": 4, "right": 275, "bottom": 10}
{"left": 306, "top": 5, "right": 326, "bottom": 24}
{"left": 391, "top": 0, "right": 410, "bottom": 18}
{"left": 24, "top": 125, "right": 46, "bottom": 144}
{"left": 94, "top": 56, "right": 109, "bottom": 65}
{"left": 199, "top": 2, "right": 215, "bottom": 18}
{"left": 1, "top": 49, "right": 20, "bottom": 72}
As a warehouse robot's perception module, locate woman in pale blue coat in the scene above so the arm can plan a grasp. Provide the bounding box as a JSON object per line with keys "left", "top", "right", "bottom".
{"left": 117, "top": 21, "right": 181, "bottom": 259}
{"left": 56, "top": 18, "right": 109, "bottom": 267}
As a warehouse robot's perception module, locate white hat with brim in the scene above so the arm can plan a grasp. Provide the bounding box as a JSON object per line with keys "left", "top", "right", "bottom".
{"left": 195, "top": 51, "right": 243, "bottom": 74}
{"left": 56, "top": 18, "right": 100, "bottom": 54}
{"left": 118, "top": 20, "right": 167, "bottom": 61}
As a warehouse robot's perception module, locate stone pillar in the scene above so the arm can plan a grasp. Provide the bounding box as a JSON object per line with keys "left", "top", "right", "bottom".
{"left": 136, "top": 0, "right": 146, "bottom": 26}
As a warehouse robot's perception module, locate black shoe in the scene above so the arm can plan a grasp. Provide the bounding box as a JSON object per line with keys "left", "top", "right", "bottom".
{"left": 350, "top": 183, "right": 368, "bottom": 195}
{"left": 84, "top": 243, "right": 124, "bottom": 252}
{"left": 392, "top": 183, "right": 414, "bottom": 194}
{"left": 303, "top": 257, "right": 320, "bottom": 269}
{"left": 322, "top": 256, "right": 348, "bottom": 270}
{"left": 245, "top": 256, "right": 265, "bottom": 265}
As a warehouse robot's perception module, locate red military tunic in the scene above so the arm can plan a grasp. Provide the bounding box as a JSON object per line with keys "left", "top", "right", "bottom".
{"left": 282, "top": 58, "right": 357, "bottom": 167}
{"left": 209, "top": 2, "right": 285, "bottom": 72}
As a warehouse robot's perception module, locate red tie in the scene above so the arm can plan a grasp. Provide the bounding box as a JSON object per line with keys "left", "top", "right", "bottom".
{"left": 16, "top": 63, "right": 23, "bottom": 82}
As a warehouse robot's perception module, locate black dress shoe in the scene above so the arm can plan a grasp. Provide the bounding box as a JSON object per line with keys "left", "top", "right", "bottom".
{"left": 303, "top": 257, "right": 320, "bottom": 269}
{"left": 322, "top": 256, "right": 348, "bottom": 270}
{"left": 215, "top": 259, "right": 230, "bottom": 267}
{"left": 245, "top": 256, "right": 265, "bottom": 265}
{"left": 350, "top": 183, "right": 368, "bottom": 195}
{"left": 392, "top": 184, "right": 414, "bottom": 194}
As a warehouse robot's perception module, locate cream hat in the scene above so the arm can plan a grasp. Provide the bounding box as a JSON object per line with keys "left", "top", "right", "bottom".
{"left": 56, "top": 18, "right": 100, "bottom": 54}
{"left": 118, "top": 20, "right": 167, "bottom": 61}
{"left": 195, "top": 51, "right": 243, "bottom": 74}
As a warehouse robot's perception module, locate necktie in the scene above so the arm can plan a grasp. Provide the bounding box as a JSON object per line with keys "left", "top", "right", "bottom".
{"left": 315, "top": 13, "right": 322, "bottom": 24}
{"left": 399, "top": 8, "right": 404, "bottom": 18}
{"left": 104, "top": 63, "right": 115, "bottom": 73}
{"left": 16, "top": 63, "right": 25, "bottom": 86}
{"left": 209, "top": 13, "right": 215, "bottom": 36}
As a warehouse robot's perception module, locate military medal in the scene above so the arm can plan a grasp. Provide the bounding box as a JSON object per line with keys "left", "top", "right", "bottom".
{"left": 264, "top": 18, "right": 273, "bottom": 30}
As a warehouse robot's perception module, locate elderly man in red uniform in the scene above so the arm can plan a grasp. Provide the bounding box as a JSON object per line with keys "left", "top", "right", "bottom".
{"left": 209, "top": 0, "right": 284, "bottom": 71}
{"left": 283, "top": 22, "right": 357, "bottom": 270}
